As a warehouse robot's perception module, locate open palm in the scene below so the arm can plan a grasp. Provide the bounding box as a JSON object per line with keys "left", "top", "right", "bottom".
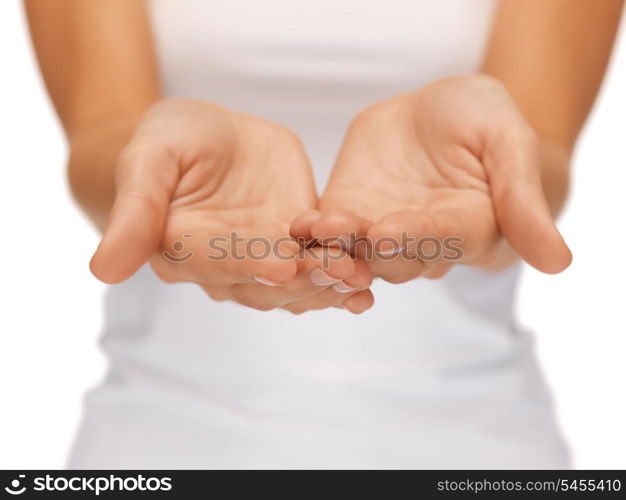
{"left": 292, "top": 76, "right": 571, "bottom": 282}
{"left": 91, "top": 99, "right": 373, "bottom": 312}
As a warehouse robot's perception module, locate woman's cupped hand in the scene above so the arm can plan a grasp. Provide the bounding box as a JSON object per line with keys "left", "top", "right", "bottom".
{"left": 91, "top": 75, "right": 572, "bottom": 315}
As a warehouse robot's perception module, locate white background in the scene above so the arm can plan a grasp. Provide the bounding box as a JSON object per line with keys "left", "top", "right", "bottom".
{"left": 1, "top": 1, "right": 624, "bottom": 469}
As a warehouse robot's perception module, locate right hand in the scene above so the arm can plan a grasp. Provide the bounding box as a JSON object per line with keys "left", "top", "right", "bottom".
{"left": 90, "top": 99, "right": 374, "bottom": 314}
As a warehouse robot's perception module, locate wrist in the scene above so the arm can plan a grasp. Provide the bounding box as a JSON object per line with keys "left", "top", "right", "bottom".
{"left": 537, "top": 136, "right": 572, "bottom": 219}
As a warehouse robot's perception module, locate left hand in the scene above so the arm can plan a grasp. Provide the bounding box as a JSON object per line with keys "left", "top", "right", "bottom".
{"left": 291, "top": 75, "right": 572, "bottom": 283}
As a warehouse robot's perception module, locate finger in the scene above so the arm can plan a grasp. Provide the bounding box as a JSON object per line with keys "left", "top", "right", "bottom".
{"left": 90, "top": 145, "right": 178, "bottom": 284}
{"left": 224, "top": 244, "right": 356, "bottom": 310}
{"left": 309, "top": 208, "right": 373, "bottom": 254}
{"left": 195, "top": 283, "right": 228, "bottom": 303}
{"left": 342, "top": 289, "right": 375, "bottom": 314}
{"left": 300, "top": 245, "right": 356, "bottom": 286}
{"left": 282, "top": 284, "right": 369, "bottom": 315}
{"left": 421, "top": 262, "right": 453, "bottom": 280}
{"left": 331, "top": 258, "right": 373, "bottom": 294}
{"left": 282, "top": 261, "right": 373, "bottom": 314}
{"left": 159, "top": 229, "right": 300, "bottom": 286}
{"left": 224, "top": 284, "right": 282, "bottom": 312}
{"left": 368, "top": 209, "right": 480, "bottom": 259}
{"left": 367, "top": 255, "right": 426, "bottom": 284}
{"left": 484, "top": 126, "right": 572, "bottom": 274}
{"left": 255, "top": 244, "right": 356, "bottom": 303}
{"left": 289, "top": 209, "right": 323, "bottom": 245}
{"left": 366, "top": 210, "right": 477, "bottom": 283}
{"left": 224, "top": 237, "right": 299, "bottom": 286}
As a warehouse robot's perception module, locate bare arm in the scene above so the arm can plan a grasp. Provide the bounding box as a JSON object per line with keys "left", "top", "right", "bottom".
{"left": 483, "top": 0, "right": 624, "bottom": 216}
{"left": 25, "top": 0, "right": 160, "bottom": 229}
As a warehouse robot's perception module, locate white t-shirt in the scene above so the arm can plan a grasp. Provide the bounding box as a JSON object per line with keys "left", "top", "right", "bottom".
{"left": 68, "top": 0, "right": 570, "bottom": 468}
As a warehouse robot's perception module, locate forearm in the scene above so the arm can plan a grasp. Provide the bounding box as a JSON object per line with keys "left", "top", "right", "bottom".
{"left": 67, "top": 114, "right": 147, "bottom": 232}
{"left": 25, "top": 0, "right": 160, "bottom": 231}
{"left": 482, "top": 0, "right": 623, "bottom": 221}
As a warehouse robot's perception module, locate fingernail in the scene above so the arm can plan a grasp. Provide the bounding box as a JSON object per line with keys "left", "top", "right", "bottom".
{"left": 254, "top": 276, "right": 282, "bottom": 286}
{"left": 310, "top": 268, "right": 342, "bottom": 286}
{"left": 332, "top": 281, "right": 358, "bottom": 293}
{"left": 379, "top": 245, "right": 405, "bottom": 257}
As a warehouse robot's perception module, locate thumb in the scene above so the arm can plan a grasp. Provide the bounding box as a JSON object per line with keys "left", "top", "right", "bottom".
{"left": 90, "top": 146, "right": 178, "bottom": 283}
{"left": 484, "top": 127, "right": 572, "bottom": 274}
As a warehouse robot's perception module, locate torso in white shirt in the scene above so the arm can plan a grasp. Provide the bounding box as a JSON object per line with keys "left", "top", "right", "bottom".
{"left": 68, "top": 0, "right": 570, "bottom": 468}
